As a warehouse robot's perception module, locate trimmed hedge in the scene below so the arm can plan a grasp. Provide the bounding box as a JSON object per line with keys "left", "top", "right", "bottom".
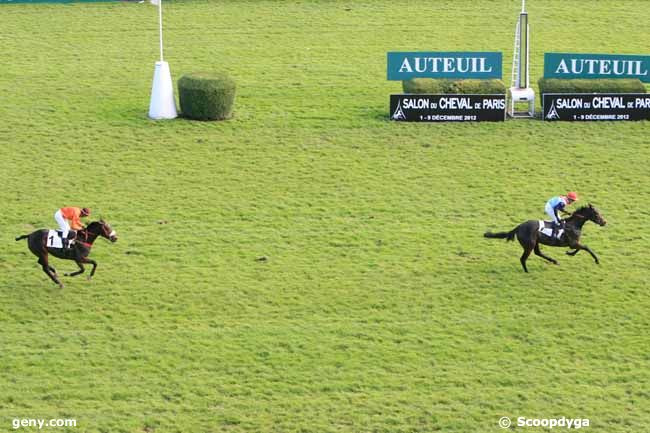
{"left": 402, "top": 78, "right": 506, "bottom": 94}
{"left": 538, "top": 78, "right": 646, "bottom": 94}
{"left": 178, "top": 72, "right": 236, "bottom": 120}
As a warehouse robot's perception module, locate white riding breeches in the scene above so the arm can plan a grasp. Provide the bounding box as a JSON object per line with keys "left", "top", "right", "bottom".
{"left": 54, "top": 210, "right": 70, "bottom": 238}
{"left": 545, "top": 203, "right": 561, "bottom": 224}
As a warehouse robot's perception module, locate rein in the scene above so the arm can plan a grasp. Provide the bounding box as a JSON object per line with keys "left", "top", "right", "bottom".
{"left": 77, "top": 228, "right": 94, "bottom": 249}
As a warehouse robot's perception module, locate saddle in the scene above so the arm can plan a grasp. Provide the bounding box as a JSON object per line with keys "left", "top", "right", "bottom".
{"left": 538, "top": 221, "right": 564, "bottom": 239}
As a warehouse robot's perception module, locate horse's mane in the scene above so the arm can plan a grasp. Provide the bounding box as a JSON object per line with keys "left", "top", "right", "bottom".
{"left": 82, "top": 220, "right": 104, "bottom": 231}
{"left": 569, "top": 204, "right": 599, "bottom": 221}
{"left": 574, "top": 204, "right": 596, "bottom": 213}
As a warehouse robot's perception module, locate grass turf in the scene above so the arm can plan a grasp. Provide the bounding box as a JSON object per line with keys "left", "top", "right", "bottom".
{"left": 1, "top": 1, "right": 649, "bottom": 432}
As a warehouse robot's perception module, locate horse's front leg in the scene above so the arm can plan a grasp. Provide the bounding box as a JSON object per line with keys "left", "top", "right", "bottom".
{"left": 580, "top": 244, "right": 600, "bottom": 264}
{"left": 568, "top": 242, "right": 599, "bottom": 264}
{"left": 65, "top": 262, "right": 85, "bottom": 277}
{"left": 78, "top": 256, "right": 98, "bottom": 279}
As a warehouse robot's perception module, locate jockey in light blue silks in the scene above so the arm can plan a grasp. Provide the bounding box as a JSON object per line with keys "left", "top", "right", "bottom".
{"left": 545, "top": 192, "right": 578, "bottom": 237}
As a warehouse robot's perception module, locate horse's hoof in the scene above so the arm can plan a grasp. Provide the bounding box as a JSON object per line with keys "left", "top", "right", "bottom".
{"left": 86, "top": 276, "right": 92, "bottom": 281}
{"left": 59, "top": 284, "right": 64, "bottom": 289}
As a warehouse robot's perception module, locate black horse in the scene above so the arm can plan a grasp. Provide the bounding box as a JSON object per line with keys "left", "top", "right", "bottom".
{"left": 484, "top": 204, "right": 607, "bottom": 272}
{"left": 16, "top": 220, "right": 118, "bottom": 288}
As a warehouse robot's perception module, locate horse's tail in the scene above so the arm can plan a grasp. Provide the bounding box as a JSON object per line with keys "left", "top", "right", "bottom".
{"left": 15, "top": 234, "right": 29, "bottom": 241}
{"left": 484, "top": 226, "right": 518, "bottom": 242}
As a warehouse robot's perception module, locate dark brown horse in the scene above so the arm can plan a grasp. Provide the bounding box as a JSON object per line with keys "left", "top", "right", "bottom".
{"left": 484, "top": 204, "right": 607, "bottom": 272}
{"left": 16, "top": 220, "right": 118, "bottom": 288}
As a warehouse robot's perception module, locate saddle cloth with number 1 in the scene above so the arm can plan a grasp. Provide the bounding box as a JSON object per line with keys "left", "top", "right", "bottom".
{"left": 538, "top": 221, "right": 563, "bottom": 239}
{"left": 46, "top": 230, "right": 66, "bottom": 249}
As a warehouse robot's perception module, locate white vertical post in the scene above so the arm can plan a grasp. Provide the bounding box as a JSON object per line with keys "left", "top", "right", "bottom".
{"left": 518, "top": 9, "right": 528, "bottom": 88}
{"left": 158, "top": 0, "right": 164, "bottom": 62}
{"left": 508, "top": 0, "right": 535, "bottom": 118}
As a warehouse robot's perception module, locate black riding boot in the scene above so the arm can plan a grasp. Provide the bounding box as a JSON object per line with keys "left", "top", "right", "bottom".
{"left": 64, "top": 231, "right": 76, "bottom": 249}
{"left": 551, "top": 221, "right": 562, "bottom": 239}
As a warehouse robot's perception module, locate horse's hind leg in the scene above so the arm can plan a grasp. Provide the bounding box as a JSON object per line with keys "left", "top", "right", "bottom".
{"left": 38, "top": 256, "right": 63, "bottom": 288}
{"left": 534, "top": 244, "right": 558, "bottom": 265}
{"left": 566, "top": 249, "right": 579, "bottom": 256}
{"left": 520, "top": 247, "right": 532, "bottom": 273}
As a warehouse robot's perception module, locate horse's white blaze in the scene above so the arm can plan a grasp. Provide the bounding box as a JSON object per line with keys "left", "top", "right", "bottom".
{"left": 109, "top": 230, "right": 116, "bottom": 237}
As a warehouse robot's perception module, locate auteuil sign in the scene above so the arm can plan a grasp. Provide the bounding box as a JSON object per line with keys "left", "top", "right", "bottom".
{"left": 387, "top": 52, "right": 502, "bottom": 80}
{"left": 544, "top": 53, "right": 650, "bottom": 82}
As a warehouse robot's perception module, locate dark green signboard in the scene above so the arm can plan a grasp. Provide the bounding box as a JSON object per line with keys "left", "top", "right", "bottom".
{"left": 544, "top": 53, "right": 650, "bottom": 82}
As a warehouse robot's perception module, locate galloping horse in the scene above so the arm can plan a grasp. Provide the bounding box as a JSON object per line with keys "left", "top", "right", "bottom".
{"left": 484, "top": 204, "right": 606, "bottom": 272}
{"left": 16, "top": 220, "right": 117, "bottom": 288}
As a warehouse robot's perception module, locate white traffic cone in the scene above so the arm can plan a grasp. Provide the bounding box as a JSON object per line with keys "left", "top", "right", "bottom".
{"left": 148, "top": 61, "right": 177, "bottom": 120}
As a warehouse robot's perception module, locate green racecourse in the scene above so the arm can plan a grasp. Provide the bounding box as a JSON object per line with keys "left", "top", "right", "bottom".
{"left": 1, "top": 1, "right": 649, "bottom": 432}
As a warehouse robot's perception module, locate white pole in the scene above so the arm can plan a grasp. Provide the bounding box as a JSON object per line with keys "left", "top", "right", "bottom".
{"left": 148, "top": 0, "right": 176, "bottom": 119}
{"left": 522, "top": 0, "right": 526, "bottom": 13}
{"left": 158, "top": 0, "right": 164, "bottom": 62}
